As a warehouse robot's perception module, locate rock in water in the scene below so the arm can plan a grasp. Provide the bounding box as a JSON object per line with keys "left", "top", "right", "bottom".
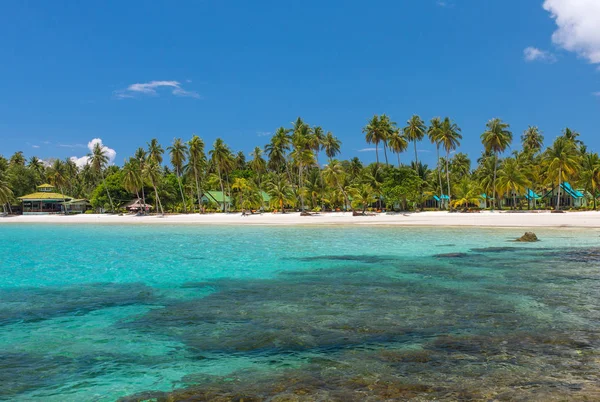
{"left": 517, "top": 232, "right": 538, "bottom": 242}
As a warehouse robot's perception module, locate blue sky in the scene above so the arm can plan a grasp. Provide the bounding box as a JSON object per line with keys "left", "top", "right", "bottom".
{"left": 1, "top": 0, "right": 599, "bottom": 167}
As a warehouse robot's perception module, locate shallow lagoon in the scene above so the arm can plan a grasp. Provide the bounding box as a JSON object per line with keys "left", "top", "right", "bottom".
{"left": 2, "top": 225, "right": 600, "bottom": 401}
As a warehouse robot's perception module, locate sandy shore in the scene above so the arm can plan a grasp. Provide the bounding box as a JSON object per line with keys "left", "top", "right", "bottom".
{"left": 3, "top": 210, "right": 600, "bottom": 228}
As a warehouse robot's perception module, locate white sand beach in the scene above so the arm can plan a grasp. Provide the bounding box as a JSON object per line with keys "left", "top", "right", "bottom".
{"left": 3, "top": 210, "right": 600, "bottom": 227}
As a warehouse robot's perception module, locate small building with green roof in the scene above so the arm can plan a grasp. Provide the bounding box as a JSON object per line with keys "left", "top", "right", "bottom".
{"left": 18, "top": 184, "right": 89, "bottom": 214}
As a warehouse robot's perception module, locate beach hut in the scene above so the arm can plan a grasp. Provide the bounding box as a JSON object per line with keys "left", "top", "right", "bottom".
{"left": 425, "top": 194, "right": 449, "bottom": 209}
{"left": 543, "top": 182, "right": 586, "bottom": 208}
{"left": 18, "top": 184, "right": 73, "bottom": 214}
{"left": 61, "top": 199, "right": 92, "bottom": 214}
{"left": 202, "top": 191, "right": 231, "bottom": 210}
{"left": 124, "top": 198, "right": 152, "bottom": 213}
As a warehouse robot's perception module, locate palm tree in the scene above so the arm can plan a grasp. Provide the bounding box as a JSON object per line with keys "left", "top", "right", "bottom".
{"left": 427, "top": 118, "right": 444, "bottom": 208}
{"left": 147, "top": 138, "right": 164, "bottom": 165}
{"left": 322, "top": 132, "right": 342, "bottom": 161}
{"left": 481, "top": 118, "right": 512, "bottom": 210}
{"left": 379, "top": 114, "right": 396, "bottom": 165}
{"left": 0, "top": 176, "right": 13, "bottom": 214}
{"left": 88, "top": 142, "right": 115, "bottom": 213}
{"left": 265, "top": 127, "right": 291, "bottom": 172}
{"left": 250, "top": 146, "right": 267, "bottom": 208}
{"left": 562, "top": 127, "right": 581, "bottom": 145}
{"left": 543, "top": 136, "right": 580, "bottom": 210}
{"left": 310, "top": 126, "right": 325, "bottom": 166}
{"left": 144, "top": 161, "right": 165, "bottom": 215}
{"left": 352, "top": 183, "right": 376, "bottom": 213}
{"left": 134, "top": 147, "right": 148, "bottom": 215}
{"left": 388, "top": 130, "right": 408, "bottom": 167}
{"left": 266, "top": 174, "right": 295, "bottom": 213}
{"left": 209, "top": 138, "right": 234, "bottom": 212}
{"left": 403, "top": 115, "right": 426, "bottom": 168}
{"left": 439, "top": 117, "right": 462, "bottom": 208}
{"left": 580, "top": 152, "right": 600, "bottom": 210}
{"left": 323, "top": 159, "right": 353, "bottom": 211}
{"left": 451, "top": 178, "right": 482, "bottom": 210}
{"left": 167, "top": 138, "right": 188, "bottom": 213}
{"left": 48, "top": 159, "right": 69, "bottom": 214}
{"left": 122, "top": 159, "right": 144, "bottom": 208}
{"left": 186, "top": 135, "right": 206, "bottom": 213}
{"left": 363, "top": 115, "right": 386, "bottom": 165}
{"left": 521, "top": 126, "right": 544, "bottom": 154}
{"left": 497, "top": 158, "right": 530, "bottom": 209}
{"left": 28, "top": 156, "right": 46, "bottom": 184}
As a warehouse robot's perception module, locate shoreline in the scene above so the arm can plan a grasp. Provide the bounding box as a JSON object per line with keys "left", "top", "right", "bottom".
{"left": 3, "top": 210, "right": 600, "bottom": 228}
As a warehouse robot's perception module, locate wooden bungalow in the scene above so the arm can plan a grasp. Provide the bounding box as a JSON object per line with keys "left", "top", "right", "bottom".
{"left": 543, "top": 182, "right": 586, "bottom": 208}
{"left": 18, "top": 184, "right": 72, "bottom": 215}
{"left": 124, "top": 198, "right": 152, "bottom": 213}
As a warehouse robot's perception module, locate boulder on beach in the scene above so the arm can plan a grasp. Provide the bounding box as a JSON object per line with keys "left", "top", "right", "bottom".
{"left": 517, "top": 232, "right": 538, "bottom": 242}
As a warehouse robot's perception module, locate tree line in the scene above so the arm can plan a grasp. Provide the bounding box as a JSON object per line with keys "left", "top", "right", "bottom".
{"left": 0, "top": 115, "right": 596, "bottom": 214}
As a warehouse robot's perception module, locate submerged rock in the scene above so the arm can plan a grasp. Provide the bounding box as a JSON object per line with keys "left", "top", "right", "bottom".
{"left": 517, "top": 232, "right": 539, "bottom": 242}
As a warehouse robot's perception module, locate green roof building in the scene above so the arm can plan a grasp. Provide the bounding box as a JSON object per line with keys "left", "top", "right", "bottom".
{"left": 18, "top": 184, "right": 89, "bottom": 214}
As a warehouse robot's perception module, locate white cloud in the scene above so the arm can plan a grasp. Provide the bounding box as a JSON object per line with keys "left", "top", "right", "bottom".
{"left": 358, "top": 148, "right": 377, "bottom": 152}
{"left": 436, "top": 1, "right": 453, "bottom": 7}
{"left": 32, "top": 145, "right": 40, "bottom": 149}
{"left": 58, "top": 143, "right": 86, "bottom": 148}
{"left": 70, "top": 138, "right": 116, "bottom": 169}
{"left": 543, "top": 0, "right": 600, "bottom": 64}
{"left": 115, "top": 80, "right": 200, "bottom": 99}
{"left": 256, "top": 131, "right": 271, "bottom": 137}
{"left": 593, "top": 91, "right": 600, "bottom": 97}
{"left": 523, "top": 46, "right": 557, "bottom": 63}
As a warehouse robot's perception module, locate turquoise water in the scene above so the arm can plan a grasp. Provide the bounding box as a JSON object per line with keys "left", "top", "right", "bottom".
{"left": 2, "top": 225, "right": 600, "bottom": 401}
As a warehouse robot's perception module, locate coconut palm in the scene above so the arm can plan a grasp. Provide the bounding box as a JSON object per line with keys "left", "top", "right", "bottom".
{"left": 322, "top": 131, "right": 342, "bottom": 161}
{"left": 265, "top": 127, "right": 291, "bottom": 172}
{"left": 348, "top": 157, "right": 363, "bottom": 182}
{"left": 167, "top": 138, "right": 188, "bottom": 213}
{"left": 0, "top": 176, "right": 13, "bottom": 214}
{"left": 352, "top": 183, "right": 376, "bottom": 213}
{"left": 310, "top": 126, "right": 325, "bottom": 166}
{"left": 451, "top": 178, "right": 482, "bottom": 210}
{"left": 323, "top": 159, "right": 353, "bottom": 211}
{"left": 580, "top": 152, "right": 600, "bottom": 210}
{"left": 388, "top": 130, "right": 408, "bottom": 167}
{"left": 28, "top": 156, "right": 46, "bottom": 184}
{"left": 379, "top": 114, "right": 396, "bottom": 165}
{"left": 88, "top": 142, "right": 115, "bottom": 213}
{"left": 9, "top": 151, "right": 26, "bottom": 166}
{"left": 144, "top": 161, "right": 165, "bottom": 215}
{"left": 186, "top": 135, "right": 206, "bottom": 213}
{"left": 209, "top": 138, "right": 234, "bottom": 212}
{"left": 134, "top": 148, "right": 148, "bottom": 214}
{"left": 48, "top": 159, "right": 69, "bottom": 214}
{"left": 403, "top": 115, "right": 426, "bottom": 168}
{"left": 481, "top": 118, "right": 512, "bottom": 210}
{"left": 363, "top": 115, "right": 387, "bottom": 165}
{"left": 427, "top": 118, "right": 444, "bottom": 208}
{"left": 497, "top": 158, "right": 530, "bottom": 210}
{"left": 521, "top": 126, "right": 544, "bottom": 154}
{"left": 122, "top": 159, "right": 143, "bottom": 204}
{"left": 562, "top": 127, "right": 581, "bottom": 145}
{"left": 439, "top": 117, "right": 462, "bottom": 208}
{"left": 147, "top": 138, "right": 164, "bottom": 165}
{"left": 266, "top": 174, "right": 295, "bottom": 213}
{"left": 543, "top": 136, "right": 580, "bottom": 210}
{"left": 249, "top": 146, "right": 267, "bottom": 208}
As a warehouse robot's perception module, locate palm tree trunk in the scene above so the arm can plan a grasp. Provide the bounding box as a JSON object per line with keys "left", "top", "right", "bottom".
{"left": 193, "top": 167, "right": 203, "bottom": 213}
{"left": 436, "top": 145, "right": 443, "bottom": 210}
{"left": 383, "top": 143, "right": 389, "bottom": 166}
{"left": 397, "top": 152, "right": 401, "bottom": 168}
{"left": 153, "top": 185, "right": 164, "bottom": 215}
{"left": 513, "top": 189, "right": 516, "bottom": 210}
{"left": 445, "top": 151, "right": 451, "bottom": 210}
{"left": 557, "top": 168, "right": 562, "bottom": 210}
{"left": 299, "top": 162, "right": 304, "bottom": 211}
{"left": 217, "top": 167, "right": 225, "bottom": 212}
{"left": 414, "top": 140, "right": 419, "bottom": 169}
{"left": 176, "top": 167, "right": 187, "bottom": 213}
{"left": 141, "top": 185, "right": 147, "bottom": 215}
{"left": 375, "top": 143, "right": 380, "bottom": 166}
{"left": 100, "top": 171, "right": 114, "bottom": 213}
{"left": 492, "top": 153, "right": 498, "bottom": 211}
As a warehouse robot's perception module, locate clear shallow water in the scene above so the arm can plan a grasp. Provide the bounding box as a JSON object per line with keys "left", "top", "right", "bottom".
{"left": 2, "top": 225, "right": 600, "bottom": 401}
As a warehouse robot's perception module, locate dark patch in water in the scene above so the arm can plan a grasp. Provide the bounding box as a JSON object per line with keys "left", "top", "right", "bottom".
{"left": 292, "top": 255, "right": 398, "bottom": 264}
{"left": 0, "top": 283, "right": 156, "bottom": 326}
{"left": 433, "top": 252, "right": 470, "bottom": 258}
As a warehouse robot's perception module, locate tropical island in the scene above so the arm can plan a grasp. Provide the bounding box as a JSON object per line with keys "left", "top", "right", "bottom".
{"left": 0, "top": 116, "right": 597, "bottom": 226}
